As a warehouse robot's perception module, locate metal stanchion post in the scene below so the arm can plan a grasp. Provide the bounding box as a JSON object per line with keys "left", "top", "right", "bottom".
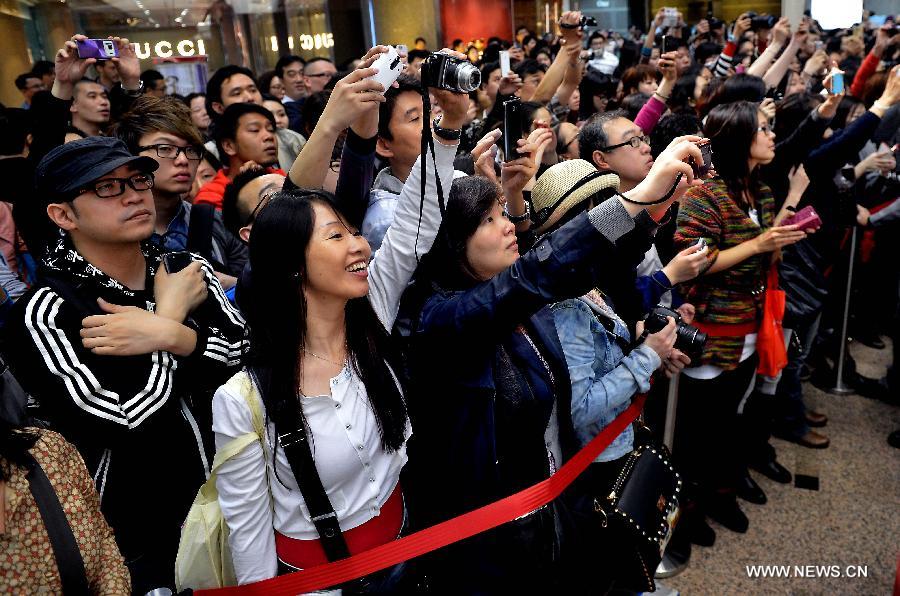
{"left": 656, "top": 372, "right": 689, "bottom": 579}
{"left": 828, "top": 225, "right": 857, "bottom": 396}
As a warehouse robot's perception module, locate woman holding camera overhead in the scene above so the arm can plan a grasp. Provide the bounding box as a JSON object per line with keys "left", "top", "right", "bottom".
{"left": 673, "top": 100, "right": 807, "bottom": 541}
{"left": 210, "top": 50, "right": 467, "bottom": 590}
{"left": 401, "top": 134, "right": 705, "bottom": 593}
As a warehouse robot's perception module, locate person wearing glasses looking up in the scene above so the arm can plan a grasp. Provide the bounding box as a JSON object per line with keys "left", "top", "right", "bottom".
{"left": 111, "top": 96, "right": 249, "bottom": 288}
{"left": 578, "top": 110, "right": 707, "bottom": 325}
{"left": 3, "top": 136, "right": 247, "bottom": 594}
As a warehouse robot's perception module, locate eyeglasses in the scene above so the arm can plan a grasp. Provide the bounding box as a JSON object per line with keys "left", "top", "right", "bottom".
{"left": 138, "top": 144, "right": 203, "bottom": 160}
{"left": 599, "top": 134, "right": 650, "bottom": 152}
{"left": 75, "top": 172, "right": 154, "bottom": 199}
{"left": 757, "top": 124, "right": 774, "bottom": 135}
{"left": 305, "top": 72, "right": 334, "bottom": 79}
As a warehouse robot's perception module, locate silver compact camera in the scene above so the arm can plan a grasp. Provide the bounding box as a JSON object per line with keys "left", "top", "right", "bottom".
{"left": 420, "top": 52, "right": 481, "bottom": 93}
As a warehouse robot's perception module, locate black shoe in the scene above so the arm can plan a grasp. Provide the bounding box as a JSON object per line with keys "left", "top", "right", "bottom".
{"left": 706, "top": 496, "right": 748, "bottom": 533}
{"left": 737, "top": 474, "right": 767, "bottom": 504}
{"left": 750, "top": 460, "right": 792, "bottom": 484}
{"left": 851, "top": 332, "right": 885, "bottom": 350}
{"left": 684, "top": 514, "right": 716, "bottom": 547}
{"left": 855, "top": 375, "right": 898, "bottom": 405}
{"left": 889, "top": 430, "right": 900, "bottom": 449}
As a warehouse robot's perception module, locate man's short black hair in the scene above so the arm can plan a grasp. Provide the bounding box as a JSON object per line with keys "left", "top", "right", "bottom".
{"left": 415, "top": 36, "right": 426, "bottom": 44}
{"left": 140, "top": 69, "right": 164, "bottom": 85}
{"left": 578, "top": 109, "right": 627, "bottom": 163}
{"left": 513, "top": 59, "right": 546, "bottom": 79}
{"left": 480, "top": 61, "right": 500, "bottom": 87}
{"left": 0, "top": 107, "right": 30, "bottom": 156}
{"left": 589, "top": 31, "right": 607, "bottom": 44}
{"left": 15, "top": 73, "right": 36, "bottom": 90}
{"left": 378, "top": 74, "right": 422, "bottom": 141}
{"left": 214, "top": 103, "right": 275, "bottom": 157}
{"left": 408, "top": 49, "right": 430, "bottom": 63}
{"left": 223, "top": 167, "right": 270, "bottom": 236}
{"left": 205, "top": 65, "right": 257, "bottom": 121}
{"left": 695, "top": 41, "right": 723, "bottom": 66}
{"left": 275, "top": 55, "right": 304, "bottom": 79}
{"left": 31, "top": 60, "right": 54, "bottom": 78}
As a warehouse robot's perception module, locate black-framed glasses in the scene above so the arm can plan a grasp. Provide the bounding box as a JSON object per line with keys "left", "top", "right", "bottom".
{"left": 137, "top": 143, "right": 203, "bottom": 160}
{"left": 75, "top": 172, "right": 154, "bottom": 199}
{"left": 599, "top": 134, "right": 650, "bottom": 152}
{"left": 305, "top": 72, "right": 334, "bottom": 79}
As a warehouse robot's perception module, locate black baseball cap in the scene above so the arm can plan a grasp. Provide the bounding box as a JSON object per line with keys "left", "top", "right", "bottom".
{"left": 35, "top": 136, "right": 159, "bottom": 203}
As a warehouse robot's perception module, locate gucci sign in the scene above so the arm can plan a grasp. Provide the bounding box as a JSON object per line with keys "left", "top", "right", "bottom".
{"left": 132, "top": 39, "right": 207, "bottom": 59}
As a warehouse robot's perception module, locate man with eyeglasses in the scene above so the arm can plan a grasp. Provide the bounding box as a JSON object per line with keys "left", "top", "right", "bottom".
{"left": 3, "top": 135, "right": 248, "bottom": 594}
{"left": 111, "top": 95, "right": 248, "bottom": 289}
{"left": 304, "top": 57, "right": 338, "bottom": 95}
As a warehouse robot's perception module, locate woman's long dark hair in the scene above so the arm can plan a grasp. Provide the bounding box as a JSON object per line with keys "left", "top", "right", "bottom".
{"left": 704, "top": 100, "right": 762, "bottom": 210}
{"left": 0, "top": 418, "right": 38, "bottom": 481}
{"left": 415, "top": 176, "right": 502, "bottom": 292}
{"left": 244, "top": 191, "right": 408, "bottom": 458}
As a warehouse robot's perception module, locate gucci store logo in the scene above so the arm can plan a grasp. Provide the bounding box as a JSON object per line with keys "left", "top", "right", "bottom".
{"left": 133, "top": 39, "right": 208, "bottom": 59}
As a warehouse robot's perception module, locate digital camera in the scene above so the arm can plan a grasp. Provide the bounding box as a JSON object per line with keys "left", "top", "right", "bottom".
{"left": 747, "top": 12, "right": 777, "bottom": 32}
{"left": 420, "top": 52, "right": 481, "bottom": 93}
{"left": 644, "top": 306, "right": 707, "bottom": 358}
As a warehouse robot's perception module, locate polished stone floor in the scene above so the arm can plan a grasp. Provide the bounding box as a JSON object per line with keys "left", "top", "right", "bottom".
{"left": 664, "top": 338, "right": 899, "bottom": 595}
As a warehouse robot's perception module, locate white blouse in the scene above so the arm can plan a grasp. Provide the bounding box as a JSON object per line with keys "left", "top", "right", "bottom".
{"left": 213, "top": 140, "right": 458, "bottom": 585}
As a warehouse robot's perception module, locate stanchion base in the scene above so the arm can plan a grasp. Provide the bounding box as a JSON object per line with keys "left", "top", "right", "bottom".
{"left": 826, "top": 386, "right": 855, "bottom": 396}
{"left": 656, "top": 546, "right": 690, "bottom": 579}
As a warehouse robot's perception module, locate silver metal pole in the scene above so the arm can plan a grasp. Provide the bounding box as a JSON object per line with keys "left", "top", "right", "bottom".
{"left": 828, "top": 225, "right": 857, "bottom": 396}
{"left": 656, "top": 373, "right": 688, "bottom": 580}
{"left": 663, "top": 372, "right": 679, "bottom": 450}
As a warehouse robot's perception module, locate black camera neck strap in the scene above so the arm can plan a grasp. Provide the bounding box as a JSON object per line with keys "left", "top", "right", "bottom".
{"left": 274, "top": 406, "right": 351, "bottom": 562}
{"left": 415, "top": 90, "right": 447, "bottom": 260}
{"left": 615, "top": 172, "right": 683, "bottom": 207}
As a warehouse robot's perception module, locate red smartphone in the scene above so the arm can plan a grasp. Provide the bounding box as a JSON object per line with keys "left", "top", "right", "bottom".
{"left": 781, "top": 205, "right": 821, "bottom": 232}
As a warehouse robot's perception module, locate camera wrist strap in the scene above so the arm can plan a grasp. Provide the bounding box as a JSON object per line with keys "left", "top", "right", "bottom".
{"left": 414, "top": 90, "right": 447, "bottom": 260}
{"left": 615, "top": 172, "right": 683, "bottom": 207}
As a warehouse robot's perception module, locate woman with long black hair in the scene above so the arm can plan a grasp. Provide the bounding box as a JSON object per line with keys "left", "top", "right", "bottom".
{"left": 211, "top": 66, "right": 466, "bottom": 588}
{"left": 402, "top": 135, "right": 704, "bottom": 593}
{"left": 673, "top": 100, "right": 807, "bottom": 539}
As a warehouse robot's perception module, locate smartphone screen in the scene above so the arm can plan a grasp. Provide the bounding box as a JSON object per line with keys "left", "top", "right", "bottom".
{"left": 499, "top": 51, "right": 511, "bottom": 77}
{"left": 831, "top": 72, "right": 844, "bottom": 94}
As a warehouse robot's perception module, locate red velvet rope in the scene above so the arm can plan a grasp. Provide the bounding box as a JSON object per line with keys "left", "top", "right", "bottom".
{"left": 197, "top": 394, "right": 647, "bottom": 596}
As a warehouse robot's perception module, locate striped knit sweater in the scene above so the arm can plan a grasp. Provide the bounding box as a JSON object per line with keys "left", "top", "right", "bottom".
{"left": 674, "top": 178, "right": 775, "bottom": 370}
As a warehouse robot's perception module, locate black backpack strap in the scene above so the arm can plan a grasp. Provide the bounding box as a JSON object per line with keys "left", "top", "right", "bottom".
{"left": 273, "top": 411, "right": 350, "bottom": 562}
{"left": 24, "top": 452, "right": 90, "bottom": 595}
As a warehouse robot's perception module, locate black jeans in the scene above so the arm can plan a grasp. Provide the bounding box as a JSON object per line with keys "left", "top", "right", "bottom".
{"left": 674, "top": 354, "right": 759, "bottom": 497}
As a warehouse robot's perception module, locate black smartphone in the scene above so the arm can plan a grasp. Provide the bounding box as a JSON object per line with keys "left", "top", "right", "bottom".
{"left": 163, "top": 251, "right": 193, "bottom": 274}
{"left": 689, "top": 140, "right": 713, "bottom": 179}
{"left": 661, "top": 35, "right": 679, "bottom": 54}
{"left": 503, "top": 98, "right": 523, "bottom": 162}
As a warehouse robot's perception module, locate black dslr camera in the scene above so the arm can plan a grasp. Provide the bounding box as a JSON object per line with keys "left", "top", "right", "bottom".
{"left": 420, "top": 53, "right": 481, "bottom": 93}
{"left": 643, "top": 306, "right": 707, "bottom": 358}
{"left": 747, "top": 12, "right": 777, "bottom": 32}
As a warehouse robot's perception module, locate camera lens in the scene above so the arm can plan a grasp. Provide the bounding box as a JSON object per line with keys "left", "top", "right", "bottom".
{"left": 450, "top": 61, "right": 481, "bottom": 92}
{"left": 676, "top": 325, "right": 707, "bottom": 356}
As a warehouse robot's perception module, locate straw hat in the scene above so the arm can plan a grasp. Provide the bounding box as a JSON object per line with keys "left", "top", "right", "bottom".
{"left": 530, "top": 159, "right": 620, "bottom": 234}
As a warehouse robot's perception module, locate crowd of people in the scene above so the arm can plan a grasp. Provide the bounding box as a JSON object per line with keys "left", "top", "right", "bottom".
{"left": 1, "top": 5, "right": 899, "bottom": 594}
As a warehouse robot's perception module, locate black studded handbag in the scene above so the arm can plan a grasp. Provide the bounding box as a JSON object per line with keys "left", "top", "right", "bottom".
{"left": 595, "top": 423, "right": 682, "bottom": 592}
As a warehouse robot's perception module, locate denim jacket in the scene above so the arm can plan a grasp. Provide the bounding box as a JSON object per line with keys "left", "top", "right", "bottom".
{"left": 551, "top": 293, "right": 660, "bottom": 462}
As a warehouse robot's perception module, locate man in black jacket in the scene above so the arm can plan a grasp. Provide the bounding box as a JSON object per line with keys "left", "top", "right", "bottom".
{"left": 3, "top": 136, "right": 248, "bottom": 594}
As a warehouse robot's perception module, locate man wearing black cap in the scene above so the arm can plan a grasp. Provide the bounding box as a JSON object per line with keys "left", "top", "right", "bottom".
{"left": 3, "top": 136, "right": 248, "bottom": 593}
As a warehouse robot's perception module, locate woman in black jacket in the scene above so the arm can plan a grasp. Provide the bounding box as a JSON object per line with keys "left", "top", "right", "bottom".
{"left": 401, "top": 136, "right": 704, "bottom": 593}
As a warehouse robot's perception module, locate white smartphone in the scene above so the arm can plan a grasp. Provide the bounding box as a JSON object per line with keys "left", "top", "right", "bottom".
{"left": 694, "top": 238, "right": 707, "bottom": 252}
{"left": 499, "top": 50, "right": 511, "bottom": 77}
{"left": 368, "top": 46, "right": 404, "bottom": 92}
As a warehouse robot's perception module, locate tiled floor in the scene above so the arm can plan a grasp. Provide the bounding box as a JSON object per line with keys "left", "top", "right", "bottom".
{"left": 664, "top": 339, "right": 899, "bottom": 595}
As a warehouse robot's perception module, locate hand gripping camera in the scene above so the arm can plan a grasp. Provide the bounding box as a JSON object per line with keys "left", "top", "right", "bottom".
{"left": 420, "top": 53, "right": 481, "bottom": 93}
{"left": 642, "top": 306, "right": 707, "bottom": 358}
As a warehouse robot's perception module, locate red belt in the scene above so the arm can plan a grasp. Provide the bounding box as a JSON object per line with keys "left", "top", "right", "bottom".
{"left": 276, "top": 485, "right": 404, "bottom": 570}
{"left": 694, "top": 320, "right": 758, "bottom": 337}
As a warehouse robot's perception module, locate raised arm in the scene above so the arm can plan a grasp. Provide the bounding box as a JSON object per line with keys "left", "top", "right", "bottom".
{"left": 530, "top": 12, "right": 583, "bottom": 105}
{"left": 762, "top": 21, "right": 807, "bottom": 89}
{"left": 747, "top": 18, "right": 790, "bottom": 79}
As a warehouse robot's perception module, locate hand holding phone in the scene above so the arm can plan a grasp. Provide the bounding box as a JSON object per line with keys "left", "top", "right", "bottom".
{"left": 781, "top": 205, "right": 822, "bottom": 232}
{"left": 368, "top": 46, "right": 404, "bottom": 92}
{"left": 688, "top": 140, "right": 713, "bottom": 179}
